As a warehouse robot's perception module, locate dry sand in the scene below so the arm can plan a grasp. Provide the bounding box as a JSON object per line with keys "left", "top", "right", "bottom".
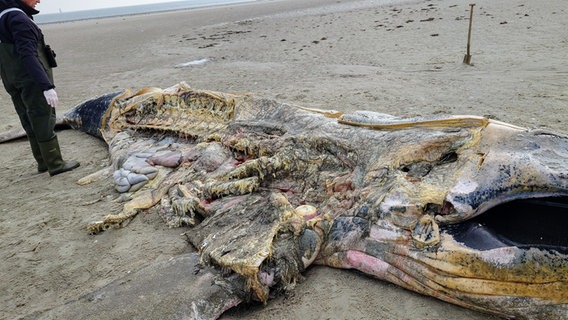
{"left": 0, "top": 0, "right": 566, "bottom": 319}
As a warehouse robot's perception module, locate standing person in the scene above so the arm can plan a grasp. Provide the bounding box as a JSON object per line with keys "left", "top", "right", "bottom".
{"left": 0, "top": 0, "right": 79, "bottom": 176}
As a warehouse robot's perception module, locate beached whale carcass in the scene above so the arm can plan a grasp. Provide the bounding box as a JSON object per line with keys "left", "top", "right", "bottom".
{"left": 16, "top": 83, "right": 568, "bottom": 319}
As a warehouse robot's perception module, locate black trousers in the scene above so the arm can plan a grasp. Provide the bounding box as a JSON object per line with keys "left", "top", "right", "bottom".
{"left": 8, "top": 82, "right": 56, "bottom": 143}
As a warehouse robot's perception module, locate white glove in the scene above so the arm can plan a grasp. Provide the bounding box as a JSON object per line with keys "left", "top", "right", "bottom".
{"left": 43, "top": 89, "right": 58, "bottom": 108}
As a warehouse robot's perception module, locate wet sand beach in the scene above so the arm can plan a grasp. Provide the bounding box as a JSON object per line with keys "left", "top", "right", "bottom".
{"left": 0, "top": 0, "right": 566, "bottom": 319}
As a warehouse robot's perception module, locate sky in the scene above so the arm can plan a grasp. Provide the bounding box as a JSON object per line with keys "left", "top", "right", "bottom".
{"left": 37, "top": 0, "right": 179, "bottom": 14}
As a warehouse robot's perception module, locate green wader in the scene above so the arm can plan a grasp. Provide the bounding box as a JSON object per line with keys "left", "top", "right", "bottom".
{"left": 0, "top": 42, "right": 79, "bottom": 176}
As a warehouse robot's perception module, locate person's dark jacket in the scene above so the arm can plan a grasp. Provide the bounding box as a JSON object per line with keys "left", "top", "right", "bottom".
{"left": 0, "top": 0, "right": 54, "bottom": 91}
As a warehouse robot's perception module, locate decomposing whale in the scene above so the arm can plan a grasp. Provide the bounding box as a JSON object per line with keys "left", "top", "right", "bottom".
{"left": 3, "top": 82, "right": 567, "bottom": 319}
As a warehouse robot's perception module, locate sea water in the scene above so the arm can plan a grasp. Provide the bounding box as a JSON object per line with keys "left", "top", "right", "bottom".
{"left": 35, "top": 0, "right": 254, "bottom": 24}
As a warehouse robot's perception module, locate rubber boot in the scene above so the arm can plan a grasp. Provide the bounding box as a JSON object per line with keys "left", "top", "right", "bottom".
{"left": 38, "top": 136, "right": 80, "bottom": 176}
{"left": 29, "top": 137, "right": 48, "bottom": 173}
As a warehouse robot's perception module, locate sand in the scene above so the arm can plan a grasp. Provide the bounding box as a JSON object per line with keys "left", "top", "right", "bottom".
{"left": 0, "top": 0, "right": 566, "bottom": 319}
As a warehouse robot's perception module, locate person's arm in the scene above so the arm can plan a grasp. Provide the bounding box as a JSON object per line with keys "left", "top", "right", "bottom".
{"left": 8, "top": 13, "right": 55, "bottom": 91}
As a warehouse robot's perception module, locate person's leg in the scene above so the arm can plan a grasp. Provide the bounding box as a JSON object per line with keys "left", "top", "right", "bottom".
{"left": 29, "top": 136, "right": 48, "bottom": 173}
{"left": 19, "top": 83, "right": 56, "bottom": 142}
{"left": 20, "top": 85, "right": 80, "bottom": 176}
{"left": 38, "top": 135, "right": 80, "bottom": 176}
{"left": 10, "top": 92, "right": 48, "bottom": 173}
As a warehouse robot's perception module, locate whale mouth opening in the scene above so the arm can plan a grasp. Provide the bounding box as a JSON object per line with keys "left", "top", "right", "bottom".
{"left": 444, "top": 197, "right": 568, "bottom": 253}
